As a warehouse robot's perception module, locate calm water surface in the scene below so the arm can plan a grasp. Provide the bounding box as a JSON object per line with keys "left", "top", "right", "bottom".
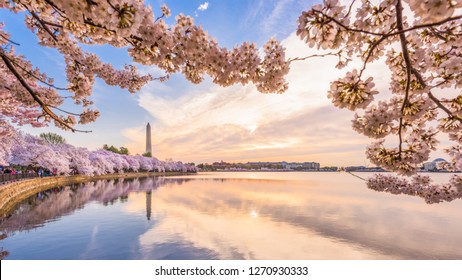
{"left": 1, "top": 172, "right": 461, "bottom": 259}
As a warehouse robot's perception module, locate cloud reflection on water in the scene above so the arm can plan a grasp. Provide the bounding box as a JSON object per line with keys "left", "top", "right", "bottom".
{"left": 2, "top": 173, "right": 462, "bottom": 259}
{"left": 126, "top": 173, "right": 462, "bottom": 259}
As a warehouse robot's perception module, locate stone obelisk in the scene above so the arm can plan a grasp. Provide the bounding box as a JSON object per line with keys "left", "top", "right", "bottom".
{"left": 146, "top": 122, "right": 152, "bottom": 156}
{"left": 146, "top": 191, "right": 152, "bottom": 221}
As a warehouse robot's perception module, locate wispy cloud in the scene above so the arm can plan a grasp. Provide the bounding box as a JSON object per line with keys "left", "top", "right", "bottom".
{"left": 195, "top": 2, "right": 209, "bottom": 17}
{"left": 241, "top": 0, "right": 265, "bottom": 29}
{"left": 198, "top": 2, "right": 209, "bottom": 11}
{"left": 261, "top": 0, "right": 294, "bottom": 35}
{"left": 241, "top": 0, "right": 314, "bottom": 39}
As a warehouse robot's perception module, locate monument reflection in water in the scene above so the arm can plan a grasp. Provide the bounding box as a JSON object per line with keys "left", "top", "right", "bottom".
{"left": 1, "top": 172, "right": 462, "bottom": 260}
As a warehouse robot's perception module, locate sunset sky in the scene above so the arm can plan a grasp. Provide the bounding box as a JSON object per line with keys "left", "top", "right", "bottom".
{"left": 2, "top": 0, "right": 449, "bottom": 166}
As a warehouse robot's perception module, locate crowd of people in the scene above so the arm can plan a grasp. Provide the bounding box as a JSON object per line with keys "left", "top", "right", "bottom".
{"left": 2, "top": 166, "right": 31, "bottom": 175}
{"left": 0, "top": 166, "right": 59, "bottom": 184}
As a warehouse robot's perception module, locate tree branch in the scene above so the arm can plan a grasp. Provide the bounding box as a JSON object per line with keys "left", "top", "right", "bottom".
{"left": 29, "top": 10, "right": 59, "bottom": 42}
{"left": 312, "top": 9, "right": 387, "bottom": 36}
{"left": 288, "top": 50, "right": 343, "bottom": 62}
{"left": 0, "top": 34, "right": 20, "bottom": 46}
{"left": 311, "top": 8, "right": 462, "bottom": 38}
{"left": 396, "top": 0, "right": 412, "bottom": 158}
{"left": 2, "top": 53, "right": 70, "bottom": 90}
{"left": 411, "top": 67, "right": 461, "bottom": 121}
{"left": 47, "top": 105, "right": 82, "bottom": 116}
{"left": 396, "top": 15, "right": 462, "bottom": 36}
{"left": 0, "top": 51, "right": 90, "bottom": 133}
{"left": 358, "top": 35, "right": 388, "bottom": 78}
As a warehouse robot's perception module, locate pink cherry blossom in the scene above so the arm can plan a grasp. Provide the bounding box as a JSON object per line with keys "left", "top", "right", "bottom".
{"left": 296, "top": 0, "right": 462, "bottom": 202}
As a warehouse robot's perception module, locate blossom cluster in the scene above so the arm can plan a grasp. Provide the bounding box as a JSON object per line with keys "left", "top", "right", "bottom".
{"left": 405, "top": 0, "right": 462, "bottom": 24}
{"left": 0, "top": 125, "right": 196, "bottom": 175}
{"left": 328, "top": 70, "right": 378, "bottom": 110}
{"left": 366, "top": 135, "right": 436, "bottom": 176}
{"left": 367, "top": 173, "right": 462, "bottom": 204}
{"left": 297, "top": 0, "right": 462, "bottom": 184}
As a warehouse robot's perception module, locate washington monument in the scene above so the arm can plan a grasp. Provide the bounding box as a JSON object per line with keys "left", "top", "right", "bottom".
{"left": 146, "top": 122, "right": 152, "bottom": 155}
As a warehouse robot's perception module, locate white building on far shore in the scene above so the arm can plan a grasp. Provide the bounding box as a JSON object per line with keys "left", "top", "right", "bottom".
{"left": 281, "top": 161, "right": 320, "bottom": 170}
{"left": 422, "top": 158, "right": 448, "bottom": 171}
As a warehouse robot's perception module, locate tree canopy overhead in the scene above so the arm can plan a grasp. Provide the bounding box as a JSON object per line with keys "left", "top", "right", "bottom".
{"left": 0, "top": 0, "right": 289, "bottom": 133}
{"left": 294, "top": 0, "right": 462, "bottom": 203}
{"left": 1, "top": 0, "right": 462, "bottom": 203}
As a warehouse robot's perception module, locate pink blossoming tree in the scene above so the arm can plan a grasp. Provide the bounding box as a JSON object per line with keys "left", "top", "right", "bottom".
{"left": 296, "top": 0, "right": 462, "bottom": 203}
{"left": 4, "top": 130, "right": 196, "bottom": 175}
{"left": 0, "top": 0, "right": 288, "bottom": 133}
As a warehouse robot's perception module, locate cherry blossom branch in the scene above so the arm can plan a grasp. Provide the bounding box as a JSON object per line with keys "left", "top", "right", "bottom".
{"left": 411, "top": 68, "right": 462, "bottom": 121}
{"left": 0, "top": 34, "right": 20, "bottom": 46}
{"left": 396, "top": 15, "right": 462, "bottom": 36}
{"left": 287, "top": 50, "right": 343, "bottom": 62}
{"left": 39, "top": 19, "right": 64, "bottom": 29}
{"left": 43, "top": 0, "right": 64, "bottom": 14}
{"left": 344, "top": 0, "right": 357, "bottom": 18}
{"left": 29, "top": 10, "right": 59, "bottom": 42}
{"left": 2, "top": 53, "right": 70, "bottom": 90}
{"left": 358, "top": 35, "right": 388, "bottom": 78}
{"left": 0, "top": 51, "right": 90, "bottom": 133}
{"left": 155, "top": 14, "right": 166, "bottom": 23}
{"left": 311, "top": 9, "right": 387, "bottom": 36}
{"left": 106, "top": 0, "right": 117, "bottom": 10}
{"left": 312, "top": 8, "right": 462, "bottom": 38}
{"left": 345, "top": 170, "right": 366, "bottom": 181}
{"left": 47, "top": 105, "right": 82, "bottom": 116}
{"left": 396, "top": 0, "right": 412, "bottom": 157}
{"left": 429, "top": 27, "right": 448, "bottom": 41}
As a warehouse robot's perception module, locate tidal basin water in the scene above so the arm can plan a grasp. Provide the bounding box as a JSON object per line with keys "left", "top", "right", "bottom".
{"left": 1, "top": 172, "right": 462, "bottom": 260}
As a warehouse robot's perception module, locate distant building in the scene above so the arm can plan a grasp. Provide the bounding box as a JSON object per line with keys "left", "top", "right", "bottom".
{"left": 422, "top": 158, "right": 448, "bottom": 171}
{"left": 344, "top": 166, "right": 385, "bottom": 172}
{"left": 282, "top": 161, "right": 320, "bottom": 170}
{"left": 206, "top": 161, "right": 321, "bottom": 171}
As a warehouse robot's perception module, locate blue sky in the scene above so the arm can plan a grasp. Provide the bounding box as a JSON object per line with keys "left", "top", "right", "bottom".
{"left": 1, "top": 0, "right": 449, "bottom": 166}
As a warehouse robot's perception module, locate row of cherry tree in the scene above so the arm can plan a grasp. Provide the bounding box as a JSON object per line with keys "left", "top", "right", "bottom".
{"left": 0, "top": 0, "right": 462, "bottom": 203}
{"left": 0, "top": 127, "right": 197, "bottom": 175}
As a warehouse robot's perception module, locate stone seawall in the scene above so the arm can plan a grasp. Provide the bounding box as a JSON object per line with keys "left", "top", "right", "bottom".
{"left": 0, "top": 172, "right": 191, "bottom": 218}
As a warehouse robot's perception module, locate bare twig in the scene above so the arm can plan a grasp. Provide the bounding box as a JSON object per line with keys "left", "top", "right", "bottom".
{"left": 288, "top": 50, "right": 343, "bottom": 62}
{"left": 0, "top": 34, "right": 20, "bottom": 46}
{"left": 47, "top": 105, "right": 82, "bottom": 116}
{"left": 345, "top": 0, "right": 357, "bottom": 17}
{"left": 155, "top": 14, "right": 166, "bottom": 23}
{"left": 346, "top": 171, "right": 366, "bottom": 181}
{"left": 358, "top": 35, "right": 388, "bottom": 78}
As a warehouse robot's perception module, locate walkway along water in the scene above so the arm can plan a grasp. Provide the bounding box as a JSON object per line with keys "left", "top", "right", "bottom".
{"left": 0, "top": 171, "right": 195, "bottom": 219}
{"left": 0, "top": 173, "right": 39, "bottom": 184}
